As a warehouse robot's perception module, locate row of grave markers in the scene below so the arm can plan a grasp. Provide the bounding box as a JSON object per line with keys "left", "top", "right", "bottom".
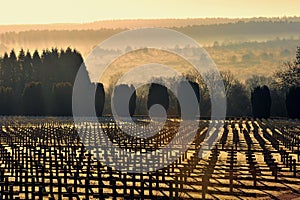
{"left": 0, "top": 117, "right": 299, "bottom": 199}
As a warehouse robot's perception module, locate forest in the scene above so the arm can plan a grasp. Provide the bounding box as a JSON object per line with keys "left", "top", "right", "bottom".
{"left": 0, "top": 46, "right": 299, "bottom": 118}
{"left": 0, "top": 47, "right": 83, "bottom": 115}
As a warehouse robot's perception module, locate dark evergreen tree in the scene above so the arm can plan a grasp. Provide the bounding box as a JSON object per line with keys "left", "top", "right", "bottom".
{"left": 9, "top": 50, "right": 18, "bottom": 90}
{"left": 0, "top": 87, "right": 13, "bottom": 115}
{"left": 1, "top": 52, "right": 12, "bottom": 87}
{"left": 32, "top": 50, "right": 42, "bottom": 82}
{"left": 9, "top": 49, "right": 17, "bottom": 61}
{"left": 147, "top": 83, "right": 169, "bottom": 116}
{"left": 16, "top": 49, "right": 27, "bottom": 94}
{"left": 95, "top": 83, "right": 105, "bottom": 117}
{"left": 251, "top": 85, "right": 271, "bottom": 118}
{"left": 52, "top": 82, "right": 73, "bottom": 116}
{"left": 177, "top": 81, "right": 200, "bottom": 119}
{"left": 286, "top": 87, "right": 300, "bottom": 119}
{"left": 112, "top": 84, "right": 136, "bottom": 117}
{"left": 23, "top": 50, "right": 33, "bottom": 83}
{"left": 270, "top": 89, "right": 287, "bottom": 117}
{"left": 59, "top": 48, "right": 83, "bottom": 84}
{"left": 22, "top": 82, "right": 44, "bottom": 115}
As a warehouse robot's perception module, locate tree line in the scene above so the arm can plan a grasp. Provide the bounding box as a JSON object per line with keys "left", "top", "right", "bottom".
{"left": 0, "top": 48, "right": 83, "bottom": 115}
{"left": 0, "top": 47, "right": 299, "bottom": 118}
{"left": 2, "top": 20, "right": 300, "bottom": 47}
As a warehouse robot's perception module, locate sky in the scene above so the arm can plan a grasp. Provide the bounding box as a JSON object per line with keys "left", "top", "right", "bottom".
{"left": 0, "top": 0, "right": 299, "bottom": 25}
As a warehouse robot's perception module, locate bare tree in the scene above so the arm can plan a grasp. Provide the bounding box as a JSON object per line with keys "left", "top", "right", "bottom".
{"left": 245, "top": 75, "right": 273, "bottom": 91}
{"left": 274, "top": 47, "right": 300, "bottom": 90}
{"left": 220, "top": 71, "right": 235, "bottom": 96}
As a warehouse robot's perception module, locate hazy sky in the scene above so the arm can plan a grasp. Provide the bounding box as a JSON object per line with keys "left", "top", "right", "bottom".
{"left": 1, "top": 0, "right": 299, "bottom": 25}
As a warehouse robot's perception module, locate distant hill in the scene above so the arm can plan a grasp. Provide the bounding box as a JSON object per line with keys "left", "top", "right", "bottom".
{"left": 0, "top": 17, "right": 299, "bottom": 81}
{"left": 1, "top": 16, "right": 300, "bottom": 33}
